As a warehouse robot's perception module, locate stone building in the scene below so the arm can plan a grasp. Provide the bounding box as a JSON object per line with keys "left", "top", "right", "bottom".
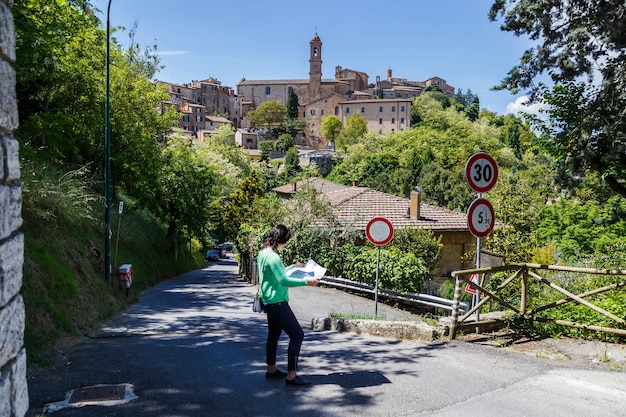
{"left": 159, "top": 78, "right": 238, "bottom": 138}
{"left": 0, "top": 0, "right": 29, "bottom": 415}
{"left": 236, "top": 33, "right": 456, "bottom": 147}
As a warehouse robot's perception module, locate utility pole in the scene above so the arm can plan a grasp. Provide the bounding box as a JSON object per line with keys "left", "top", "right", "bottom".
{"left": 105, "top": 0, "right": 113, "bottom": 286}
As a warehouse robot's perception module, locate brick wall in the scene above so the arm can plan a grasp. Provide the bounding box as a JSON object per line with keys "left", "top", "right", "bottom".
{"left": 0, "top": 0, "right": 29, "bottom": 416}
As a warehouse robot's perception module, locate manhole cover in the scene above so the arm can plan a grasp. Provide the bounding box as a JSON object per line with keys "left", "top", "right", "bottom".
{"left": 69, "top": 385, "right": 126, "bottom": 404}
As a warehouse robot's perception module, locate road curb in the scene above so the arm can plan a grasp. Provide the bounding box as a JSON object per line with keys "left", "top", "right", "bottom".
{"left": 311, "top": 317, "right": 445, "bottom": 341}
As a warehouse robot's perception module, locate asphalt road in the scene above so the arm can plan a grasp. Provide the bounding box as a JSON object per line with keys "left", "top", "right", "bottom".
{"left": 27, "top": 254, "right": 626, "bottom": 417}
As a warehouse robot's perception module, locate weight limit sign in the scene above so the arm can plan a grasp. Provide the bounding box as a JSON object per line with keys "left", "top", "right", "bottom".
{"left": 467, "top": 198, "right": 495, "bottom": 238}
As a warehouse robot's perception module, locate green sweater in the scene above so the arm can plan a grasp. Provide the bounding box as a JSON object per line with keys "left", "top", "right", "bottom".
{"left": 258, "top": 248, "right": 307, "bottom": 304}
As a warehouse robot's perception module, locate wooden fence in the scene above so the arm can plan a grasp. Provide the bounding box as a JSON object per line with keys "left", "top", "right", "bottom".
{"left": 449, "top": 263, "right": 626, "bottom": 340}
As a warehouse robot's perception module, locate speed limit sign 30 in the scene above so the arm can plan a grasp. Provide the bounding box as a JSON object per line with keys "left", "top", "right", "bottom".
{"left": 465, "top": 152, "right": 498, "bottom": 193}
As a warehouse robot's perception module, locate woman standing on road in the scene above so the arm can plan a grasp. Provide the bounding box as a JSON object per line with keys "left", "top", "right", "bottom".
{"left": 258, "top": 224, "right": 320, "bottom": 387}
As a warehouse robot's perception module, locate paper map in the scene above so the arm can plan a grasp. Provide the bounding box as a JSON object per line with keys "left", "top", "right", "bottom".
{"left": 286, "top": 259, "right": 327, "bottom": 279}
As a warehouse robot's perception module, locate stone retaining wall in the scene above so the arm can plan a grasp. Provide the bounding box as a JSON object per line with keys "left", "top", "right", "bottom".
{"left": 311, "top": 318, "right": 444, "bottom": 341}
{"left": 0, "top": 0, "right": 28, "bottom": 415}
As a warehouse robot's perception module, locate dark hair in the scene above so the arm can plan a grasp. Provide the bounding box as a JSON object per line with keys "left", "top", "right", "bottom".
{"left": 263, "top": 224, "right": 291, "bottom": 250}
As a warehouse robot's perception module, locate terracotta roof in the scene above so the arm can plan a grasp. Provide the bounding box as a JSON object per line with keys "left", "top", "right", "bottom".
{"left": 273, "top": 178, "right": 468, "bottom": 232}
{"left": 273, "top": 178, "right": 348, "bottom": 195}
{"left": 206, "top": 116, "right": 232, "bottom": 123}
{"left": 237, "top": 79, "right": 309, "bottom": 86}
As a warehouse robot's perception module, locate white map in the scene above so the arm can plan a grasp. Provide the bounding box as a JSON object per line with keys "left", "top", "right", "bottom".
{"left": 285, "top": 259, "right": 327, "bottom": 279}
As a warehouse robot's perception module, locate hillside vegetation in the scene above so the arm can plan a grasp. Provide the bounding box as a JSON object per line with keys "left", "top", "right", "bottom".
{"left": 21, "top": 164, "right": 204, "bottom": 364}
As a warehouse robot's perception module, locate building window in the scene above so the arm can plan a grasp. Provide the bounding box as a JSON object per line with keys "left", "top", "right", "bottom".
{"left": 265, "top": 86, "right": 271, "bottom": 95}
{"left": 196, "top": 107, "right": 202, "bottom": 113}
{"left": 311, "top": 109, "right": 316, "bottom": 115}
{"left": 401, "top": 106, "right": 405, "bottom": 112}
{"left": 391, "top": 118, "right": 395, "bottom": 124}
{"left": 361, "top": 107, "right": 365, "bottom": 113}
{"left": 335, "top": 106, "right": 340, "bottom": 115}
{"left": 379, "top": 106, "right": 383, "bottom": 112}
{"left": 303, "top": 111, "right": 306, "bottom": 117}
{"left": 182, "top": 115, "right": 189, "bottom": 122}
{"left": 288, "top": 86, "right": 293, "bottom": 94}
{"left": 390, "top": 93, "right": 395, "bottom": 97}
{"left": 196, "top": 115, "right": 202, "bottom": 122}
{"left": 246, "top": 138, "right": 252, "bottom": 144}
{"left": 401, "top": 117, "right": 405, "bottom": 124}
{"left": 346, "top": 107, "right": 350, "bottom": 113}
{"left": 379, "top": 118, "right": 383, "bottom": 124}
{"left": 391, "top": 106, "right": 396, "bottom": 112}
{"left": 321, "top": 109, "right": 325, "bottom": 115}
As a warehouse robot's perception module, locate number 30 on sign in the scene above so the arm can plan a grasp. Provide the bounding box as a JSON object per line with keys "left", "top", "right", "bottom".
{"left": 467, "top": 198, "right": 495, "bottom": 238}
{"left": 465, "top": 152, "right": 498, "bottom": 193}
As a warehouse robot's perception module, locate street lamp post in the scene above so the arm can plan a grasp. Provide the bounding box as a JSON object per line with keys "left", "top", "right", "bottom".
{"left": 105, "top": 0, "right": 112, "bottom": 286}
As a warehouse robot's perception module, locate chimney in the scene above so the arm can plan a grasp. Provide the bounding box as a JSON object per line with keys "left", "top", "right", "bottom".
{"left": 352, "top": 179, "right": 359, "bottom": 187}
{"left": 410, "top": 186, "right": 421, "bottom": 220}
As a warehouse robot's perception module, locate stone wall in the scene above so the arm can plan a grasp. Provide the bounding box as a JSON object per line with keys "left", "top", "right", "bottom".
{"left": 0, "top": 0, "right": 28, "bottom": 416}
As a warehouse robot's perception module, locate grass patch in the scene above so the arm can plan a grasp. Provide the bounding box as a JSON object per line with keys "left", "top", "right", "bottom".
{"left": 329, "top": 311, "right": 388, "bottom": 321}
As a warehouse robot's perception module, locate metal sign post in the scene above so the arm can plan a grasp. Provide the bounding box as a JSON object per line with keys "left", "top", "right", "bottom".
{"left": 465, "top": 153, "right": 498, "bottom": 322}
{"left": 113, "top": 201, "right": 124, "bottom": 273}
{"left": 365, "top": 217, "right": 394, "bottom": 317}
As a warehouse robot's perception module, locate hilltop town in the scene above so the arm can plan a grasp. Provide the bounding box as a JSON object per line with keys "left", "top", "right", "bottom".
{"left": 158, "top": 33, "right": 455, "bottom": 149}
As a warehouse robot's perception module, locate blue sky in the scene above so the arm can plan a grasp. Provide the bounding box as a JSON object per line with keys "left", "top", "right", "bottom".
{"left": 91, "top": 0, "right": 536, "bottom": 116}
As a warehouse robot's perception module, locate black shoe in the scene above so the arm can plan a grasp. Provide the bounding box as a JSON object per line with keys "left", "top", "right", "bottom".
{"left": 285, "top": 376, "right": 312, "bottom": 387}
{"left": 265, "top": 369, "right": 288, "bottom": 379}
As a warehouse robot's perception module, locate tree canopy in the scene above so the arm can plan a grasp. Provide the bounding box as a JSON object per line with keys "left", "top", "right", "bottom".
{"left": 489, "top": 0, "right": 626, "bottom": 198}
{"left": 320, "top": 115, "right": 342, "bottom": 148}
{"left": 246, "top": 100, "right": 288, "bottom": 128}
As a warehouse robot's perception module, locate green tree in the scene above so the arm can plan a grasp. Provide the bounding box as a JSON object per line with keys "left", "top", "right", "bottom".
{"left": 489, "top": 0, "right": 626, "bottom": 198}
{"left": 466, "top": 96, "right": 480, "bottom": 122}
{"left": 258, "top": 141, "right": 274, "bottom": 162}
{"left": 14, "top": 0, "right": 104, "bottom": 164}
{"left": 286, "top": 89, "right": 299, "bottom": 120}
{"left": 246, "top": 100, "right": 288, "bottom": 128}
{"left": 283, "top": 148, "right": 300, "bottom": 178}
{"left": 14, "top": 0, "right": 179, "bottom": 202}
{"left": 336, "top": 112, "right": 367, "bottom": 153}
{"left": 156, "top": 136, "right": 221, "bottom": 258}
{"left": 321, "top": 115, "right": 343, "bottom": 149}
{"left": 222, "top": 169, "right": 265, "bottom": 240}
{"left": 275, "top": 134, "right": 294, "bottom": 152}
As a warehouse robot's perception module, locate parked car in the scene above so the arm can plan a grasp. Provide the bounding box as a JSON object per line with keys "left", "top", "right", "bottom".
{"left": 205, "top": 249, "right": 220, "bottom": 262}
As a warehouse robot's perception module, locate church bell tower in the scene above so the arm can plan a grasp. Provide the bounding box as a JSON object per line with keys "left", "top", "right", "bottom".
{"left": 309, "top": 32, "right": 322, "bottom": 99}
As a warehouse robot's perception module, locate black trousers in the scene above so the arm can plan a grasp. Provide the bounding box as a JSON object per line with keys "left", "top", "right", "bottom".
{"left": 264, "top": 302, "right": 304, "bottom": 371}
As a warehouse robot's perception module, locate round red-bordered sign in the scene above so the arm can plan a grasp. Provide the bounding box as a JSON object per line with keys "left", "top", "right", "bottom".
{"left": 465, "top": 152, "right": 499, "bottom": 193}
{"left": 366, "top": 217, "right": 394, "bottom": 246}
{"left": 467, "top": 198, "right": 495, "bottom": 238}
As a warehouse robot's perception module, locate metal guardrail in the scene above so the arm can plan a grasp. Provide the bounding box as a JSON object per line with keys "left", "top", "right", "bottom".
{"left": 239, "top": 255, "right": 467, "bottom": 315}
{"left": 320, "top": 276, "right": 468, "bottom": 315}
